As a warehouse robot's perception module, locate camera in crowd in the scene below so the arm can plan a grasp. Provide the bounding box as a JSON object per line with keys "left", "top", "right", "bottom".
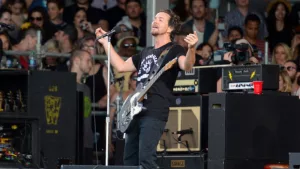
{"left": 214, "top": 41, "right": 251, "bottom": 65}
{"left": 223, "top": 42, "right": 250, "bottom": 64}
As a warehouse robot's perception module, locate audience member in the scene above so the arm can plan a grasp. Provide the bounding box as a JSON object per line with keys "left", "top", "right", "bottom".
{"left": 63, "top": 0, "right": 108, "bottom": 30}
{"left": 224, "top": 0, "right": 267, "bottom": 40}
{"left": 172, "top": 0, "right": 192, "bottom": 22}
{"left": 182, "top": 0, "right": 215, "bottom": 48}
{"left": 114, "top": 31, "right": 139, "bottom": 92}
{"left": 91, "top": 0, "right": 117, "bottom": 11}
{"left": 28, "top": 6, "right": 57, "bottom": 43}
{"left": 73, "top": 8, "right": 94, "bottom": 39}
{"left": 266, "top": 0, "right": 293, "bottom": 52}
{"left": 243, "top": 14, "right": 265, "bottom": 60}
{"left": 278, "top": 70, "right": 292, "bottom": 93}
{"left": 116, "top": 0, "right": 146, "bottom": 47}
{"left": 42, "top": 39, "right": 59, "bottom": 71}
{"left": 195, "top": 42, "right": 213, "bottom": 66}
{"left": 54, "top": 24, "right": 77, "bottom": 71}
{"left": 271, "top": 43, "right": 292, "bottom": 66}
{"left": 12, "top": 24, "right": 41, "bottom": 69}
{"left": 227, "top": 26, "right": 243, "bottom": 42}
{"left": 106, "top": 0, "right": 126, "bottom": 30}
{"left": 69, "top": 49, "right": 93, "bottom": 165}
{"left": 5, "top": 0, "right": 26, "bottom": 28}
{"left": 47, "top": 0, "right": 67, "bottom": 29}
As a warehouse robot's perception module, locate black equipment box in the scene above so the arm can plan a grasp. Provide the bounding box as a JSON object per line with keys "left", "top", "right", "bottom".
{"left": 0, "top": 116, "right": 39, "bottom": 168}
{"left": 0, "top": 70, "right": 77, "bottom": 169}
{"left": 173, "top": 67, "right": 218, "bottom": 94}
{"left": 208, "top": 93, "right": 300, "bottom": 169}
{"left": 222, "top": 64, "right": 279, "bottom": 91}
{"left": 156, "top": 154, "right": 206, "bottom": 169}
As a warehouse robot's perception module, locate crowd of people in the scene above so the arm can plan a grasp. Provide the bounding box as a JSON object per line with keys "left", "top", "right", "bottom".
{"left": 0, "top": 0, "right": 299, "bottom": 165}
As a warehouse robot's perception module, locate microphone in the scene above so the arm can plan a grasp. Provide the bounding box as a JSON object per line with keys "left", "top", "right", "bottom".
{"left": 0, "top": 22, "right": 14, "bottom": 31}
{"left": 96, "top": 26, "right": 127, "bottom": 40}
{"left": 172, "top": 128, "right": 193, "bottom": 135}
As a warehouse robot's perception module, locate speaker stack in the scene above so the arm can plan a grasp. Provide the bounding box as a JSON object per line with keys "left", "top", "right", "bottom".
{"left": 208, "top": 93, "right": 300, "bottom": 169}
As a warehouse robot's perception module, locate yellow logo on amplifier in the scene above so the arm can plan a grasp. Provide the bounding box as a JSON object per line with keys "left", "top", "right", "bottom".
{"left": 228, "top": 71, "right": 233, "bottom": 81}
{"left": 171, "top": 160, "right": 185, "bottom": 168}
{"left": 250, "top": 70, "right": 256, "bottom": 79}
{"left": 44, "top": 95, "right": 61, "bottom": 125}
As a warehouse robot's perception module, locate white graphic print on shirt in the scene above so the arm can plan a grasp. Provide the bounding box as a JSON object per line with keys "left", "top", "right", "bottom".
{"left": 137, "top": 54, "right": 158, "bottom": 82}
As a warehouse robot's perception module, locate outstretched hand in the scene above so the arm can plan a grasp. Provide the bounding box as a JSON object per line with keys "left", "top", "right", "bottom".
{"left": 95, "top": 27, "right": 108, "bottom": 44}
{"left": 184, "top": 31, "right": 198, "bottom": 49}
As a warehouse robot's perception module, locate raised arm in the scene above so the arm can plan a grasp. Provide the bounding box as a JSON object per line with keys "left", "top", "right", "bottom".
{"left": 95, "top": 28, "right": 136, "bottom": 73}
{"left": 178, "top": 31, "right": 198, "bottom": 71}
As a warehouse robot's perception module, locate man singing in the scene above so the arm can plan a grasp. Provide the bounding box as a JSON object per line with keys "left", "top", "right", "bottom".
{"left": 95, "top": 9, "right": 198, "bottom": 169}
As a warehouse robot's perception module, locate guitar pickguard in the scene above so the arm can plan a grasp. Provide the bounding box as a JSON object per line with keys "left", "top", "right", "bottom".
{"left": 129, "top": 92, "right": 143, "bottom": 117}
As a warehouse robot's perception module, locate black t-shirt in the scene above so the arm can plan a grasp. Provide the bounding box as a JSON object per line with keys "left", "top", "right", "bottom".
{"left": 132, "top": 42, "right": 185, "bottom": 121}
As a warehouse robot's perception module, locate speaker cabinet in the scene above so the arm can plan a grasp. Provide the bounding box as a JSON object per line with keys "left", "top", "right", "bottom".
{"left": 157, "top": 95, "right": 208, "bottom": 152}
{"left": 208, "top": 93, "right": 300, "bottom": 169}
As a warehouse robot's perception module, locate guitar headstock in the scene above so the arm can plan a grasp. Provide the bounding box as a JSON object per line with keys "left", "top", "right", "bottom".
{"left": 164, "top": 58, "right": 178, "bottom": 71}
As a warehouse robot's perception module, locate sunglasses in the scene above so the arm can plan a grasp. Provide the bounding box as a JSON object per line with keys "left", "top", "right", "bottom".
{"left": 123, "top": 43, "right": 136, "bottom": 48}
{"left": 285, "top": 66, "right": 296, "bottom": 71}
{"left": 29, "top": 16, "right": 43, "bottom": 21}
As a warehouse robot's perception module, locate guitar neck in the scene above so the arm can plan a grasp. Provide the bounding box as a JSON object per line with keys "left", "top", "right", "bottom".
{"left": 137, "top": 67, "right": 165, "bottom": 101}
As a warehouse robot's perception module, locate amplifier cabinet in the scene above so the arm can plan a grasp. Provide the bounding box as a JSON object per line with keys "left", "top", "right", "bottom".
{"left": 208, "top": 92, "right": 300, "bottom": 167}
{"left": 157, "top": 95, "right": 208, "bottom": 152}
{"left": 222, "top": 64, "right": 279, "bottom": 91}
{"left": 156, "top": 154, "right": 206, "bottom": 169}
{"left": 173, "top": 67, "right": 218, "bottom": 94}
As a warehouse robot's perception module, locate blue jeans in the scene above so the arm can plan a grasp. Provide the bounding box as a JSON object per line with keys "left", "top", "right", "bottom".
{"left": 123, "top": 117, "right": 166, "bottom": 169}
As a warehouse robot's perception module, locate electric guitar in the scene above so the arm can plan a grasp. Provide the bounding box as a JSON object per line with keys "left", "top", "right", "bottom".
{"left": 118, "top": 58, "right": 178, "bottom": 133}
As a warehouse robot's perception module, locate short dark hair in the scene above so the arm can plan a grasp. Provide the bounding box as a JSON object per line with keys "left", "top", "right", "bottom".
{"left": 125, "top": 0, "right": 142, "bottom": 7}
{"left": 47, "top": 0, "right": 64, "bottom": 9}
{"left": 196, "top": 42, "right": 213, "bottom": 51}
{"left": 285, "top": 60, "right": 298, "bottom": 68}
{"left": 0, "top": 7, "right": 12, "bottom": 19}
{"left": 160, "top": 9, "right": 181, "bottom": 41}
{"left": 244, "top": 13, "right": 261, "bottom": 25}
{"left": 58, "top": 24, "right": 78, "bottom": 44}
{"left": 189, "top": 0, "right": 208, "bottom": 9}
{"left": 228, "top": 26, "right": 243, "bottom": 37}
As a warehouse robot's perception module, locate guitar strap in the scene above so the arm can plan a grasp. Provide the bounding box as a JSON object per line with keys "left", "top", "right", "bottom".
{"left": 143, "top": 44, "right": 174, "bottom": 86}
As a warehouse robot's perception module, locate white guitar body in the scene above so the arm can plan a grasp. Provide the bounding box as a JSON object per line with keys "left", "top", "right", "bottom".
{"left": 118, "top": 83, "right": 144, "bottom": 133}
